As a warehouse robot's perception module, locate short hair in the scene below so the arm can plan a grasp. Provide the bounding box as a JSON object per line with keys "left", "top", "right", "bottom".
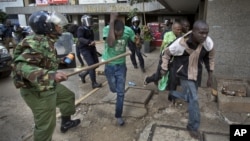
{"left": 114, "top": 19, "right": 124, "bottom": 32}
{"left": 172, "top": 21, "right": 181, "bottom": 26}
{"left": 193, "top": 20, "right": 208, "bottom": 30}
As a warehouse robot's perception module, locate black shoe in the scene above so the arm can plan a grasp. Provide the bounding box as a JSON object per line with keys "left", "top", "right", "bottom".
{"left": 168, "top": 94, "right": 176, "bottom": 104}
{"left": 141, "top": 68, "right": 146, "bottom": 73}
{"left": 79, "top": 72, "right": 88, "bottom": 83}
{"left": 134, "top": 65, "right": 138, "bottom": 69}
{"left": 61, "top": 119, "right": 81, "bottom": 133}
{"left": 92, "top": 82, "right": 102, "bottom": 89}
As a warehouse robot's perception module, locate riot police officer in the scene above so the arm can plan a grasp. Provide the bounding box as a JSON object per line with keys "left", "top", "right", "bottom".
{"left": 128, "top": 16, "right": 145, "bottom": 72}
{"left": 78, "top": 15, "right": 102, "bottom": 89}
{"left": 12, "top": 10, "right": 80, "bottom": 141}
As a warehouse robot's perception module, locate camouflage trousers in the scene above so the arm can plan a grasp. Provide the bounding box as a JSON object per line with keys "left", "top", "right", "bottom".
{"left": 20, "top": 83, "right": 76, "bottom": 141}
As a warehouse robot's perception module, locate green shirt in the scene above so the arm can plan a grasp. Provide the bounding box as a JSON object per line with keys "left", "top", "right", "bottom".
{"left": 160, "top": 31, "right": 177, "bottom": 52}
{"left": 102, "top": 26, "right": 135, "bottom": 65}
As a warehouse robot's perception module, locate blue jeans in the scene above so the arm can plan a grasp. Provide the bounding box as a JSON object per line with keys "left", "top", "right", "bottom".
{"left": 105, "top": 63, "right": 127, "bottom": 118}
{"left": 170, "top": 79, "right": 200, "bottom": 131}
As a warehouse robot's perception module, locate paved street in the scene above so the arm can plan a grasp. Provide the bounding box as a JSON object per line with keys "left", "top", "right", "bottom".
{"left": 1, "top": 42, "right": 249, "bottom": 141}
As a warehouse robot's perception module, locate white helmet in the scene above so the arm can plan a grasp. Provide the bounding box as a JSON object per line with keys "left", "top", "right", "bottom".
{"left": 131, "top": 16, "right": 140, "bottom": 25}
{"left": 81, "top": 15, "right": 92, "bottom": 27}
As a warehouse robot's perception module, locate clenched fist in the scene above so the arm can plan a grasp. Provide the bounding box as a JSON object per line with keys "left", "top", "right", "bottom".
{"left": 134, "top": 35, "right": 141, "bottom": 48}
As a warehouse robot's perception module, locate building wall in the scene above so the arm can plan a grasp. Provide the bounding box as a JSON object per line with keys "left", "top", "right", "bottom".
{"left": 0, "top": 0, "right": 23, "bottom": 11}
{"left": 206, "top": 0, "right": 250, "bottom": 80}
{"left": 0, "top": 0, "right": 26, "bottom": 25}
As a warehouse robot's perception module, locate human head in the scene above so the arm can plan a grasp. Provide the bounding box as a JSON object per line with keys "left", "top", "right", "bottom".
{"left": 181, "top": 19, "right": 190, "bottom": 33}
{"left": 114, "top": 19, "right": 124, "bottom": 40}
{"left": 81, "top": 15, "right": 92, "bottom": 27}
{"left": 171, "top": 22, "right": 182, "bottom": 37}
{"left": 67, "top": 24, "right": 79, "bottom": 38}
{"left": 28, "top": 10, "right": 68, "bottom": 36}
{"left": 131, "top": 16, "right": 140, "bottom": 27}
{"left": 192, "top": 20, "right": 209, "bottom": 44}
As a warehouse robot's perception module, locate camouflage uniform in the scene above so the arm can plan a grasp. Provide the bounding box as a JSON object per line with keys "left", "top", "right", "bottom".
{"left": 12, "top": 34, "right": 76, "bottom": 141}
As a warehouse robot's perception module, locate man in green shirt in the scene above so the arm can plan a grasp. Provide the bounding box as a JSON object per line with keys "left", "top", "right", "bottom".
{"left": 160, "top": 22, "right": 182, "bottom": 52}
{"left": 102, "top": 13, "right": 138, "bottom": 126}
{"left": 144, "top": 22, "right": 182, "bottom": 86}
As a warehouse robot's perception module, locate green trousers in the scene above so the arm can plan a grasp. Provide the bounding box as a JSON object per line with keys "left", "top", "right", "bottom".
{"left": 20, "top": 83, "right": 76, "bottom": 141}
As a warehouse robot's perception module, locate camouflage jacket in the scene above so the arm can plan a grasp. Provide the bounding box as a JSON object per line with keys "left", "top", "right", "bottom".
{"left": 12, "top": 34, "right": 61, "bottom": 91}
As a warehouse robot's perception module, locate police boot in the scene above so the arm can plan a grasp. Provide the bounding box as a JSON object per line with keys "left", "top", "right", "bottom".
{"left": 92, "top": 82, "right": 102, "bottom": 89}
{"left": 79, "top": 71, "right": 88, "bottom": 83}
{"left": 61, "top": 116, "right": 81, "bottom": 133}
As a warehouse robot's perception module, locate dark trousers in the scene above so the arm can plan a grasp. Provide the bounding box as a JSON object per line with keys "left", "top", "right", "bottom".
{"left": 146, "top": 58, "right": 161, "bottom": 85}
{"left": 128, "top": 41, "right": 144, "bottom": 68}
{"left": 76, "top": 46, "right": 84, "bottom": 66}
{"left": 146, "top": 56, "right": 179, "bottom": 90}
{"left": 80, "top": 48, "right": 99, "bottom": 83}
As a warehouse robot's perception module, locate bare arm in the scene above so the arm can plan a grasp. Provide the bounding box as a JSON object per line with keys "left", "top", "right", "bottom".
{"left": 107, "top": 13, "right": 118, "bottom": 47}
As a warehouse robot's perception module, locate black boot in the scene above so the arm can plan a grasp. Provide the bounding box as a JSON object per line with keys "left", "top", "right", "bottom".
{"left": 79, "top": 71, "right": 88, "bottom": 83}
{"left": 61, "top": 116, "right": 81, "bottom": 133}
{"left": 92, "top": 82, "right": 102, "bottom": 89}
{"left": 141, "top": 68, "right": 146, "bottom": 73}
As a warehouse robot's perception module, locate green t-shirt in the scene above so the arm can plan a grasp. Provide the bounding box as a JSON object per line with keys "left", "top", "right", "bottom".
{"left": 160, "top": 31, "right": 177, "bottom": 52}
{"left": 102, "top": 26, "right": 135, "bottom": 65}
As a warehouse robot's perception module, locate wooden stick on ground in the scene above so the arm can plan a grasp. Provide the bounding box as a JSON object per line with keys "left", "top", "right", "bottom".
{"left": 67, "top": 51, "right": 131, "bottom": 77}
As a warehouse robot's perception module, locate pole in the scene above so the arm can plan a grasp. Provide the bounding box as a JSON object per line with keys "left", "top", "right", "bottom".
{"left": 66, "top": 51, "right": 131, "bottom": 77}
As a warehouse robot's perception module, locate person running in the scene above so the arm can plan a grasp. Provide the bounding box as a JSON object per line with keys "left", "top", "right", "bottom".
{"left": 143, "top": 22, "right": 182, "bottom": 86}
{"left": 102, "top": 13, "right": 139, "bottom": 126}
{"left": 160, "top": 20, "right": 215, "bottom": 139}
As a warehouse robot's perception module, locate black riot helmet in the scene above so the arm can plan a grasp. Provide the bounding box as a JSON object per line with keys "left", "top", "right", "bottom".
{"left": 131, "top": 16, "right": 140, "bottom": 25}
{"left": 28, "top": 10, "right": 68, "bottom": 35}
{"left": 81, "top": 15, "right": 92, "bottom": 27}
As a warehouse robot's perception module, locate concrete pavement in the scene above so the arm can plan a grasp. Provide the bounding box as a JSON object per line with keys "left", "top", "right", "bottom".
{"left": 20, "top": 41, "right": 250, "bottom": 141}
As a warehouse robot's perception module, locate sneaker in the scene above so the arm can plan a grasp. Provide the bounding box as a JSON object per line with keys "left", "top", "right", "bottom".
{"left": 117, "top": 117, "right": 125, "bottom": 126}
{"left": 143, "top": 76, "right": 148, "bottom": 86}
{"left": 168, "top": 94, "right": 176, "bottom": 104}
{"left": 187, "top": 126, "right": 201, "bottom": 140}
{"left": 61, "top": 119, "right": 81, "bottom": 133}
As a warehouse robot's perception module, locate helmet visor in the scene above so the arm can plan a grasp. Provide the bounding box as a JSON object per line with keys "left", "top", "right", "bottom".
{"left": 49, "top": 12, "right": 69, "bottom": 29}
{"left": 82, "top": 16, "right": 92, "bottom": 27}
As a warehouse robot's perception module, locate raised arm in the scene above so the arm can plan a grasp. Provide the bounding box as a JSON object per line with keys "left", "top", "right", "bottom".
{"left": 107, "top": 13, "right": 118, "bottom": 47}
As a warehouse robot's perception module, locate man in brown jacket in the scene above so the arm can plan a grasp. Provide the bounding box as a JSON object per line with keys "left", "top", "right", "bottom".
{"left": 160, "top": 20, "right": 215, "bottom": 139}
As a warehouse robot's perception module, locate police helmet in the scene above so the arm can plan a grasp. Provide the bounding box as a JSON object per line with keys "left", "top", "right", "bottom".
{"left": 28, "top": 10, "right": 68, "bottom": 35}
{"left": 81, "top": 15, "right": 92, "bottom": 27}
{"left": 131, "top": 16, "right": 140, "bottom": 25}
